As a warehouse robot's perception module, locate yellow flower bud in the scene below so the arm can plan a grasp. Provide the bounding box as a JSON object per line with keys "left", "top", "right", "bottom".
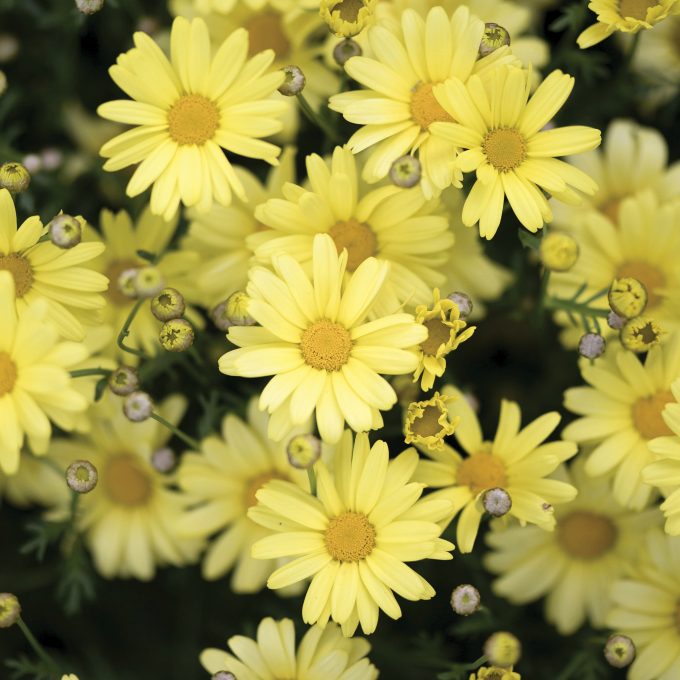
{"left": 539, "top": 232, "right": 579, "bottom": 272}
{"left": 0, "top": 162, "right": 30, "bottom": 194}
{"left": 620, "top": 316, "right": 663, "bottom": 353}
{"left": 608, "top": 277, "right": 647, "bottom": 319}
{"left": 484, "top": 631, "right": 522, "bottom": 668}
{"left": 320, "top": 0, "right": 376, "bottom": 37}
{"left": 404, "top": 391, "right": 458, "bottom": 451}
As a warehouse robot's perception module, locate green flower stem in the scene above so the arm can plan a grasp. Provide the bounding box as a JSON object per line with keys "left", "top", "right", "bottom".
{"left": 117, "top": 298, "right": 149, "bottom": 359}
{"left": 544, "top": 296, "right": 610, "bottom": 319}
{"left": 624, "top": 32, "right": 641, "bottom": 69}
{"left": 16, "top": 617, "right": 60, "bottom": 674}
{"left": 149, "top": 411, "right": 200, "bottom": 451}
{"left": 296, "top": 93, "right": 343, "bottom": 144}
{"left": 307, "top": 466, "right": 317, "bottom": 496}
{"left": 69, "top": 367, "right": 111, "bottom": 379}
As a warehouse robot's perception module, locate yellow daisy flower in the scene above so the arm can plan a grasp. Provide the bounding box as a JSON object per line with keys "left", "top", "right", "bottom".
{"left": 200, "top": 617, "right": 378, "bottom": 679}
{"left": 180, "top": 147, "right": 296, "bottom": 309}
{"left": 48, "top": 394, "right": 202, "bottom": 580}
{"left": 413, "top": 385, "right": 577, "bottom": 553}
{"left": 98, "top": 16, "right": 287, "bottom": 219}
{"left": 577, "top": 0, "right": 680, "bottom": 49}
{"left": 249, "top": 430, "right": 454, "bottom": 635}
{"left": 251, "top": 146, "right": 454, "bottom": 315}
{"left": 413, "top": 288, "right": 475, "bottom": 391}
{"left": 219, "top": 233, "right": 427, "bottom": 444}
{"left": 176, "top": 397, "right": 310, "bottom": 588}
{"left": 0, "top": 189, "right": 107, "bottom": 341}
{"left": 0, "top": 272, "right": 90, "bottom": 475}
{"left": 607, "top": 528, "right": 680, "bottom": 680}
{"left": 485, "top": 459, "right": 660, "bottom": 635}
{"left": 644, "top": 378, "right": 680, "bottom": 533}
{"left": 563, "top": 334, "right": 680, "bottom": 509}
{"left": 430, "top": 66, "right": 601, "bottom": 238}
{"left": 328, "top": 6, "right": 518, "bottom": 197}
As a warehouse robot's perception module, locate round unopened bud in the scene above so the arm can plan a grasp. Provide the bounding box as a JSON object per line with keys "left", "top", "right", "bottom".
{"left": 607, "top": 310, "right": 625, "bottom": 330}
{"left": 160, "top": 318, "right": 194, "bottom": 352}
{"left": 578, "top": 332, "right": 606, "bottom": 359}
{"left": 0, "top": 593, "right": 21, "bottom": 628}
{"left": 620, "top": 316, "right": 662, "bottom": 353}
{"left": 479, "top": 23, "right": 511, "bottom": 58}
{"left": 389, "top": 155, "right": 421, "bottom": 188}
{"left": 135, "top": 266, "right": 165, "bottom": 298}
{"left": 65, "top": 460, "right": 98, "bottom": 493}
{"left": 0, "top": 161, "right": 30, "bottom": 194}
{"left": 333, "top": 38, "right": 362, "bottom": 66}
{"left": 211, "top": 673, "right": 237, "bottom": 680}
{"left": 608, "top": 277, "right": 647, "bottom": 319}
{"left": 41, "top": 148, "right": 63, "bottom": 172}
{"left": 75, "top": 0, "right": 105, "bottom": 14}
{"left": 48, "top": 214, "right": 82, "bottom": 249}
{"left": 484, "top": 631, "right": 521, "bottom": 668}
{"left": 450, "top": 584, "right": 481, "bottom": 616}
{"left": 117, "top": 267, "right": 140, "bottom": 299}
{"left": 482, "top": 488, "right": 512, "bottom": 517}
{"left": 0, "top": 70, "right": 6, "bottom": 96}
{"left": 287, "top": 434, "right": 322, "bottom": 470}
{"left": 447, "top": 291, "right": 473, "bottom": 318}
{"left": 151, "top": 447, "right": 177, "bottom": 473}
{"left": 604, "top": 634, "right": 635, "bottom": 669}
{"left": 108, "top": 365, "right": 140, "bottom": 396}
{"left": 123, "top": 391, "right": 153, "bottom": 422}
{"left": 221, "top": 291, "right": 257, "bottom": 328}
{"left": 278, "top": 65, "right": 306, "bottom": 96}
{"left": 540, "top": 232, "right": 579, "bottom": 272}
{"left": 151, "top": 287, "right": 186, "bottom": 322}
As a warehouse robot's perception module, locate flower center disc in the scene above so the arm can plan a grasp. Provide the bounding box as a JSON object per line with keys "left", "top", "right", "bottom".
{"left": 557, "top": 511, "right": 617, "bottom": 560}
{"left": 246, "top": 11, "right": 290, "bottom": 58}
{"left": 0, "top": 352, "right": 17, "bottom": 396}
{"left": 0, "top": 253, "right": 33, "bottom": 297}
{"left": 410, "top": 83, "right": 453, "bottom": 130}
{"left": 244, "top": 471, "right": 286, "bottom": 508}
{"left": 105, "top": 258, "right": 139, "bottom": 306}
{"left": 332, "top": 0, "right": 364, "bottom": 22}
{"left": 456, "top": 452, "right": 507, "bottom": 494}
{"left": 103, "top": 454, "right": 153, "bottom": 507}
{"left": 300, "top": 319, "right": 352, "bottom": 372}
{"left": 325, "top": 511, "right": 376, "bottom": 562}
{"left": 483, "top": 128, "right": 527, "bottom": 172}
{"left": 617, "top": 260, "right": 666, "bottom": 308}
{"left": 328, "top": 219, "right": 377, "bottom": 272}
{"left": 168, "top": 94, "right": 220, "bottom": 146}
{"left": 412, "top": 405, "right": 444, "bottom": 438}
{"left": 420, "top": 318, "right": 451, "bottom": 356}
{"left": 619, "top": 0, "right": 657, "bottom": 20}
{"left": 632, "top": 390, "right": 674, "bottom": 439}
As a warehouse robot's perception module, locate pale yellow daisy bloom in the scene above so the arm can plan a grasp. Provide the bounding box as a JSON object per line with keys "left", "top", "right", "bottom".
{"left": 431, "top": 66, "right": 601, "bottom": 238}
{"left": 177, "top": 397, "right": 310, "bottom": 588}
{"left": 0, "top": 272, "right": 90, "bottom": 475}
{"left": 485, "top": 459, "right": 661, "bottom": 635}
{"left": 219, "top": 233, "right": 427, "bottom": 444}
{"left": 0, "top": 189, "right": 107, "bottom": 341}
{"left": 98, "top": 16, "right": 287, "bottom": 219}
{"left": 251, "top": 146, "right": 454, "bottom": 316}
{"left": 577, "top": 0, "right": 680, "bottom": 49}
{"left": 414, "top": 385, "right": 577, "bottom": 553}
{"left": 200, "top": 617, "right": 378, "bottom": 680}
{"left": 563, "top": 333, "right": 680, "bottom": 509}
{"left": 607, "top": 528, "right": 680, "bottom": 680}
{"left": 328, "top": 6, "right": 518, "bottom": 197}
{"left": 249, "top": 430, "right": 454, "bottom": 635}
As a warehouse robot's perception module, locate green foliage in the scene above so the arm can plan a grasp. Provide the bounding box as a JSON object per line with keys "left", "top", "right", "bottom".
{"left": 5, "top": 655, "right": 54, "bottom": 680}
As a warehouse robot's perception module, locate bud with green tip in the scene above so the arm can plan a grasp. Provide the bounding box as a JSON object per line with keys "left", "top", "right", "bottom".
{"left": 278, "top": 65, "right": 306, "bottom": 96}
{"left": 217, "top": 291, "right": 257, "bottom": 329}
{"left": 108, "top": 365, "right": 139, "bottom": 396}
{"left": 287, "top": 434, "right": 322, "bottom": 470}
{"left": 159, "top": 318, "right": 195, "bottom": 352}
{"left": 389, "top": 155, "right": 421, "bottom": 188}
{"left": 479, "top": 23, "right": 511, "bottom": 57}
{"left": 123, "top": 391, "right": 153, "bottom": 422}
{"left": 0, "top": 593, "right": 20, "bottom": 628}
{"left": 66, "top": 460, "right": 98, "bottom": 493}
{"left": 0, "top": 161, "right": 30, "bottom": 194}
{"left": 117, "top": 268, "right": 140, "bottom": 299}
{"left": 151, "top": 287, "right": 185, "bottom": 322}
{"left": 604, "top": 634, "right": 635, "bottom": 668}
{"left": 135, "top": 266, "right": 165, "bottom": 298}
{"left": 48, "top": 214, "right": 82, "bottom": 249}
{"left": 333, "top": 38, "right": 362, "bottom": 66}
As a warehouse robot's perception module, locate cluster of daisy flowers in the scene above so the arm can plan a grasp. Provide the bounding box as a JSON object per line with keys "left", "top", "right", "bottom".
{"left": 1, "top": 0, "right": 680, "bottom": 678}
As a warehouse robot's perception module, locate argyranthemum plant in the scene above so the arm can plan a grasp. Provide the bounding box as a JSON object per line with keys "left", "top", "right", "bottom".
{"left": 98, "top": 16, "right": 287, "bottom": 218}
{"left": 200, "top": 617, "right": 379, "bottom": 679}
{"left": 430, "top": 66, "right": 601, "bottom": 238}
{"left": 413, "top": 385, "right": 577, "bottom": 553}
{"left": 219, "top": 233, "right": 427, "bottom": 443}
{"left": 249, "top": 430, "right": 454, "bottom": 636}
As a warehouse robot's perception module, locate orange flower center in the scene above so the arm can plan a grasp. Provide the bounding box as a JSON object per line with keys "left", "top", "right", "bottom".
{"left": 483, "top": 128, "right": 527, "bottom": 172}
{"left": 410, "top": 82, "right": 453, "bottom": 130}
{"left": 420, "top": 318, "right": 451, "bottom": 356}
{"left": 0, "top": 352, "right": 17, "bottom": 396}
{"left": 557, "top": 511, "right": 617, "bottom": 560}
{"left": 632, "top": 390, "right": 675, "bottom": 439}
{"left": 619, "top": 0, "right": 657, "bottom": 20}
{"left": 246, "top": 11, "right": 290, "bottom": 58}
{"left": 167, "top": 94, "right": 220, "bottom": 146}
{"left": 617, "top": 261, "right": 665, "bottom": 308}
{"left": 332, "top": 0, "right": 365, "bottom": 22}
{"left": 325, "top": 511, "right": 376, "bottom": 562}
{"left": 300, "top": 319, "right": 352, "bottom": 372}
{"left": 456, "top": 452, "right": 508, "bottom": 494}
{"left": 105, "top": 258, "right": 139, "bottom": 306}
{"left": 244, "top": 471, "right": 287, "bottom": 508}
{"left": 0, "top": 253, "right": 33, "bottom": 297}
{"left": 103, "top": 454, "right": 153, "bottom": 507}
{"left": 328, "top": 218, "right": 377, "bottom": 272}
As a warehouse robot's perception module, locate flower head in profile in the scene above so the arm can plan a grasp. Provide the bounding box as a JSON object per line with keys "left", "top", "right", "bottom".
{"left": 219, "top": 233, "right": 427, "bottom": 444}
{"left": 430, "top": 66, "right": 601, "bottom": 238}
{"left": 249, "top": 431, "right": 454, "bottom": 635}
{"left": 320, "top": 0, "right": 377, "bottom": 37}
{"left": 200, "top": 617, "right": 378, "bottom": 679}
{"left": 98, "top": 16, "right": 286, "bottom": 218}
